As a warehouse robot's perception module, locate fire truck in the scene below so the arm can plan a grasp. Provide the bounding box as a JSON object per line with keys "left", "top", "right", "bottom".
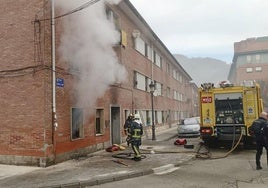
{"left": 199, "top": 81, "right": 263, "bottom": 146}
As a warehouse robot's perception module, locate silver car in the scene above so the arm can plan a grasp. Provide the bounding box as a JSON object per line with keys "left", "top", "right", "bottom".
{"left": 178, "top": 117, "right": 200, "bottom": 138}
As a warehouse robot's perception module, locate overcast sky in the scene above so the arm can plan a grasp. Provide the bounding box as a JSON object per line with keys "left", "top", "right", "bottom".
{"left": 129, "top": 0, "right": 268, "bottom": 64}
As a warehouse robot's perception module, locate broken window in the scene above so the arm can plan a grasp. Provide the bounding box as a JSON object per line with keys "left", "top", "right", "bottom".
{"left": 71, "top": 108, "right": 83, "bottom": 140}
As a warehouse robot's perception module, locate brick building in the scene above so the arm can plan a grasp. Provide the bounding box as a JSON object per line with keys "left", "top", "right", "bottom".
{"left": 228, "top": 37, "right": 268, "bottom": 109}
{"left": 0, "top": 0, "right": 197, "bottom": 166}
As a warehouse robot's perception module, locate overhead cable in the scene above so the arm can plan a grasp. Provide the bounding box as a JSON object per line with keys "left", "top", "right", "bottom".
{"left": 36, "top": 0, "right": 101, "bottom": 22}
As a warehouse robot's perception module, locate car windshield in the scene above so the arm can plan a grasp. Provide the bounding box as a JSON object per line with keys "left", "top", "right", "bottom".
{"left": 183, "top": 117, "right": 199, "bottom": 125}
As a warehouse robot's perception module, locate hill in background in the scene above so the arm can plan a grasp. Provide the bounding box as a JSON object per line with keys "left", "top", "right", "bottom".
{"left": 174, "top": 54, "right": 231, "bottom": 87}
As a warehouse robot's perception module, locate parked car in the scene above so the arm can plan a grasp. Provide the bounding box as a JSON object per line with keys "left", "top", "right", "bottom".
{"left": 177, "top": 117, "right": 200, "bottom": 138}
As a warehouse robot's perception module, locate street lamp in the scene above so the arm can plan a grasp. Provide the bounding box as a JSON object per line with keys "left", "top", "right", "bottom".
{"left": 149, "top": 81, "right": 156, "bottom": 140}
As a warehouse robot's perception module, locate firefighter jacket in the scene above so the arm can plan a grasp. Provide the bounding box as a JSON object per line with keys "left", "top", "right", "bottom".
{"left": 124, "top": 118, "right": 132, "bottom": 136}
{"left": 130, "top": 120, "right": 143, "bottom": 143}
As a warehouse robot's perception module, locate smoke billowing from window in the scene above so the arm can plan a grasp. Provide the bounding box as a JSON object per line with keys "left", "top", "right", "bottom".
{"left": 56, "top": 0, "right": 126, "bottom": 114}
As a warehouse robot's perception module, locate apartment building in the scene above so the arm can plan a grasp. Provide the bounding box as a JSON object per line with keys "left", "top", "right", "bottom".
{"left": 228, "top": 37, "right": 268, "bottom": 109}
{"left": 0, "top": 0, "right": 197, "bottom": 166}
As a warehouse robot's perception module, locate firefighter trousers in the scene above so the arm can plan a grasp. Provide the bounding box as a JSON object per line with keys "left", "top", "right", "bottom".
{"left": 131, "top": 141, "right": 141, "bottom": 161}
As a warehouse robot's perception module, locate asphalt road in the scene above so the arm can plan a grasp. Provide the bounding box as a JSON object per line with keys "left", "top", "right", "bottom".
{"left": 89, "top": 141, "right": 268, "bottom": 188}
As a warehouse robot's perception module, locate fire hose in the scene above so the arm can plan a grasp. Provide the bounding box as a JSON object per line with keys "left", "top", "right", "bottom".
{"left": 112, "top": 128, "right": 244, "bottom": 161}
{"left": 112, "top": 132, "right": 243, "bottom": 160}
{"left": 196, "top": 129, "right": 244, "bottom": 159}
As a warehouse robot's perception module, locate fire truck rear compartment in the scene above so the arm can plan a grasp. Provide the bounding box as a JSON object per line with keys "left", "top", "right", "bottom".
{"left": 215, "top": 93, "right": 244, "bottom": 125}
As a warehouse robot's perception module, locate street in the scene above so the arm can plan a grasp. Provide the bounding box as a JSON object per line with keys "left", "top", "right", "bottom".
{"left": 1, "top": 134, "right": 268, "bottom": 188}
{"left": 90, "top": 139, "right": 268, "bottom": 188}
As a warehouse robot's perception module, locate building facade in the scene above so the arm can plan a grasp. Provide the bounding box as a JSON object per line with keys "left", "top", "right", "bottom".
{"left": 228, "top": 37, "right": 268, "bottom": 109}
{"left": 0, "top": 0, "right": 197, "bottom": 166}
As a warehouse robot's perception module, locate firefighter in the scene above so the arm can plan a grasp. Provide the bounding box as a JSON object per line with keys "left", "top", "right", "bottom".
{"left": 129, "top": 114, "right": 143, "bottom": 161}
{"left": 250, "top": 111, "right": 268, "bottom": 170}
{"left": 124, "top": 114, "right": 134, "bottom": 146}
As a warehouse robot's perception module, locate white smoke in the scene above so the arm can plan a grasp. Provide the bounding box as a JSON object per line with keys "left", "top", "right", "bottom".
{"left": 55, "top": 0, "right": 126, "bottom": 114}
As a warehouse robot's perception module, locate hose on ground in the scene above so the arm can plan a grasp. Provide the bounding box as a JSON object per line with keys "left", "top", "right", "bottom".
{"left": 196, "top": 130, "right": 244, "bottom": 160}
{"left": 112, "top": 129, "right": 244, "bottom": 161}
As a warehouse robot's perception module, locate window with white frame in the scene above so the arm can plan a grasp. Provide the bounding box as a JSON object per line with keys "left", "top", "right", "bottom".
{"left": 173, "top": 90, "right": 178, "bottom": 100}
{"left": 246, "top": 67, "right": 253, "bottom": 73}
{"left": 256, "top": 54, "right": 260, "bottom": 62}
{"left": 255, "top": 66, "right": 262, "bottom": 72}
{"left": 145, "top": 44, "right": 152, "bottom": 60}
{"left": 134, "top": 37, "right": 145, "bottom": 56}
{"left": 161, "top": 111, "right": 165, "bottom": 124}
{"left": 146, "top": 77, "right": 152, "bottom": 92}
{"left": 154, "top": 52, "right": 162, "bottom": 68}
{"left": 167, "top": 87, "right": 171, "bottom": 98}
{"left": 154, "top": 82, "right": 162, "bottom": 96}
{"left": 180, "top": 93, "right": 183, "bottom": 101}
{"left": 134, "top": 72, "right": 146, "bottom": 91}
{"left": 179, "top": 75, "right": 183, "bottom": 83}
{"left": 166, "top": 63, "right": 170, "bottom": 75}
{"left": 173, "top": 69, "right": 176, "bottom": 79}
{"left": 156, "top": 111, "right": 162, "bottom": 124}
{"left": 246, "top": 55, "right": 251, "bottom": 63}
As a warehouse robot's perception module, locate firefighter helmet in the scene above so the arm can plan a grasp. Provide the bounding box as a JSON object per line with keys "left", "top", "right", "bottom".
{"left": 128, "top": 114, "right": 134, "bottom": 119}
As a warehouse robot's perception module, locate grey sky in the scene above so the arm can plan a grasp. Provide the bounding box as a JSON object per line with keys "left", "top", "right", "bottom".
{"left": 129, "top": 0, "right": 268, "bottom": 63}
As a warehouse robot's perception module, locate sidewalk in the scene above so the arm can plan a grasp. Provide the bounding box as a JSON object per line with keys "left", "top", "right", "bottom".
{"left": 0, "top": 125, "right": 196, "bottom": 188}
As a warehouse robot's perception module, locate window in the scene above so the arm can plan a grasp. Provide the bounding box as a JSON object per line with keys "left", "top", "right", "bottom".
{"left": 246, "top": 67, "right": 253, "bottom": 73}
{"left": 96, "top": 109, "right": 104, "bottom": 135}
{"left": 179, "top": 75, "right": 183, "bottom": 83}
{"left": 106, "top": 7, "right": 120, "bottom": 30}
{"left": 71, "top": 108, "right": 83, "bottom": 140}
{"left": 145, "top": 43, "right": 152, "bottom": 60}
{"left": 146, "top": 110, "right": 151, "bottom": 126}
{"left": 173, "top": 90, "right": 177, "bottom": 100}
{"left": 180, "top": 93, "right": 183, "bottom": 101}
{"left": 146, "top": 77, "right": 152, "bottom": 92}
{"left": 166, "top": 63, "right": 170, "bottom": 75}
{"left": 173, "top": 69, "right": 176, "bottom": 79}
{"left": 255, "top": 66, "right": 262, "bottom": 72}
{"left": 154, "top": 52, "right": 162, "bottom": 68}
{"left": 134, "top": 37, "right": 145, "bottom": 55}
{"left": 154, "top": 82, "right": 163, "bottom": 96}
{"left": 156, "top": 111, "right": 162, "bottom": 124}
{"left": 167, "top": 87, "right": 171, "bottom": 98}
{"left": 134, "top": 72, "right": 146, "bottom": 91}
{"left": 246, "top": 55, "right": 251, "bottom": 63}
{"left": 162, "top": 111, "right": 165, "bottom": 124}
{"left": 256, "top": 54, "right": 260, "bottom": 62}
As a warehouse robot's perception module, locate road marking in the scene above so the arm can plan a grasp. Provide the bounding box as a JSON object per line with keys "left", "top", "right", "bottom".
{"left": 153, "top": 164, "right": 180, "bottom": 175}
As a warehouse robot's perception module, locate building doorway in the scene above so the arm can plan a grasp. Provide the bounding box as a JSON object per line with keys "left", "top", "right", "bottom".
{"left": 111, "top": 106, "right": 121, "bottom": 144}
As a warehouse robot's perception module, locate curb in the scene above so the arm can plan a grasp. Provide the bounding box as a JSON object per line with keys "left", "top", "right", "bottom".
{"left": 39, "top": 169, "right": 153, "bottom": 188}
{"left": 40, "top": 155, "right": 195, "bottom": 188}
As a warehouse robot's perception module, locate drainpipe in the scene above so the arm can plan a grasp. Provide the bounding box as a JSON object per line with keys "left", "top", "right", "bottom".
{"left": 51, "top": 0, "right": 57, "bottom": 160}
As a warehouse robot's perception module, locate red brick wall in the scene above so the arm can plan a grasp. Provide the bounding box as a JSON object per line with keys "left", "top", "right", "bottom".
{"left": 0, "top": 0, "right": 54, "bottom": 165}
{"left": 236, "top": 64, "right": 268, "bottom": 82}
{"left": 0, "top": 1, "right": 196, "bottom": 166}
{"left": 234, "top": 37, "right": 268, "bottom": 53}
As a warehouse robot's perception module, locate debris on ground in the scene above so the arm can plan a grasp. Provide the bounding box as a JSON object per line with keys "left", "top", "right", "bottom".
{"left": 106, "top": 144, "right": 126, "bottom": 152}
{"left": 174, "top": 138, "right": 187, "bottom": 145}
